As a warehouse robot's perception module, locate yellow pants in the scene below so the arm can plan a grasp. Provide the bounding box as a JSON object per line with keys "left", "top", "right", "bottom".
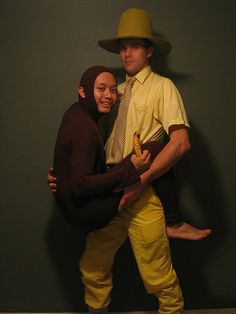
{"left": 79, "top": 186, "right": 184, "bottom": 314}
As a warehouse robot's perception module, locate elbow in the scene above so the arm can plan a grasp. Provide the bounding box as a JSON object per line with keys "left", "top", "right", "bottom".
{"left": 182, "top": 139, "right": 191, "bottom": 156}
{"left": 185, "top": 140, "right": 191, "bottom": 153}
{"left": 169, "top": 125, "right": 191, "bottom": 158}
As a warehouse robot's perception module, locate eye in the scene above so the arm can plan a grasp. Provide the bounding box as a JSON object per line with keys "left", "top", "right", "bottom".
{"left": 111, "top": 87, "right": 117, "bottom": 94}
{"left": 97, "top": 87, "right": 105, "bottom": 91}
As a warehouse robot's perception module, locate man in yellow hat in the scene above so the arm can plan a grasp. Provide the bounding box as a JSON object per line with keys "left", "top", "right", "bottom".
{"left": 97, "top": 7, "right": 211, "bottom": 240}
{"left": 78, "top": 8, "right": 211, "bottom": 314}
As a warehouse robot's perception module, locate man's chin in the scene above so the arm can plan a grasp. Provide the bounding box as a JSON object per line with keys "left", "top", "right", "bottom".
{"left": 125, "top": 67, "right": 137, "bottom": 76}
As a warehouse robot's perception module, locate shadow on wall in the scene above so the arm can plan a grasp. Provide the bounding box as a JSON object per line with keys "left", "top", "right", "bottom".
{"left": 156, "top": 53, "right": 232, "bottom": 309}
{"left": 46, "top": 206, "right": 87, "bottom": 311}
{"left": 170, "top": 120, "right": 230, "bottom": 309}
{"left": 44, "top": 55, "right": 232, "bottom": 311}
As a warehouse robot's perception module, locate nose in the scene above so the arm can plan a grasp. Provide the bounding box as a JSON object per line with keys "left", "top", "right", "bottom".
{"left": 124, "top": 47, "right": 132, "bottom": 57}
{"left": 104, "top": 89, "right": 112, "bottom": 99}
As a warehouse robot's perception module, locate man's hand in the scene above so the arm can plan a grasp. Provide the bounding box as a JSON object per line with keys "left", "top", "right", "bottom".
{"left": 118, "top": 181, "right": 147, "bottom": 210}
{"left": 47, "top": 167, "right": 57, "bottom": 193}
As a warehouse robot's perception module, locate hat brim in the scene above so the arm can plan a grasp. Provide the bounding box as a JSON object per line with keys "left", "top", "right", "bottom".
{"left": 98, "top": 35, "right": 171, "bottom": 55}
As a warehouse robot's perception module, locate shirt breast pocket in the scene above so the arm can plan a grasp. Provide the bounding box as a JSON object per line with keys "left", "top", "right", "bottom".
{"left": 128, "top": 101, "right": 148, "bottom": 132}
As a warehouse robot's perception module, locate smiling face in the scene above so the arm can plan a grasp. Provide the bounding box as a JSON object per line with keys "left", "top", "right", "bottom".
{"left": 78, "top": 71, "right": 117, "bottom": 114}
{"left": 119, "top": 38, "right": 153, "bottom": 76}
{"left": 93, "top": 72, "right": 117, "bottom": 113}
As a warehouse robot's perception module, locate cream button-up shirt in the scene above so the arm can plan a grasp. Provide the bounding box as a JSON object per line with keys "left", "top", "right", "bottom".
{"left": 105, "top": 66, "right": 190, "bottom": 163}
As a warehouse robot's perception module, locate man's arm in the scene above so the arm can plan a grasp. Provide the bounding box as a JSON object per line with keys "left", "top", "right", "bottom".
{"left": 118, "top": 125, "right": 191, "bottom": 209}
{"left": 141, "top": 125, "right": 190, "bottom": 185}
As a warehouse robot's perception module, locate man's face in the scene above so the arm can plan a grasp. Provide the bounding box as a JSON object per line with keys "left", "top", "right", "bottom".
{"left": 119, "top": 38, "right": 153, "bottom": 76}
{"left": 94, "top": 72, "right": 117, "bottom": 114}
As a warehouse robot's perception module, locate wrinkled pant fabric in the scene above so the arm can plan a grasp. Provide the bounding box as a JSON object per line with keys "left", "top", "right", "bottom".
{"left": 80, "top": 185, "right": 184, "bottom": 314}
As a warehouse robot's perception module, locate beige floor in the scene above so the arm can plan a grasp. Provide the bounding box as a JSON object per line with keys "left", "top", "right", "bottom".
{"left": 113, "top": 310, "right": 236, "bottom": 314}
{"left": 183, "top": 309, "right": 236, "bottom": 314}
{"left": 2, "top": 311, "right": 236, "bottom": 314}
{"left": 42, "top": 309, "right": 236, "bottom": 314}
{"left": 119, "top": 310, "right": 232, "bottom": 313}
{"left": 108, "top": 310, "right": 230, "bottom": 313}
{"left": 185, "top": 309, "right": 235, "bottom": 314}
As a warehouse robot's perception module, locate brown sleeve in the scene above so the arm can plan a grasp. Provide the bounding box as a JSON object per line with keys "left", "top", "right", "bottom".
{"left": 68, "top": 118, "right": 140, "bottom": 198}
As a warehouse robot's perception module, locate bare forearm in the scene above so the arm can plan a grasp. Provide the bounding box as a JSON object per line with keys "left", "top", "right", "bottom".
{"left": 141, "top": 127, "right": 191, "bottom": 184}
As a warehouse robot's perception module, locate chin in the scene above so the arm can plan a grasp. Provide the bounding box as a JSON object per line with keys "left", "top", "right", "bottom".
{"left": 101, "top": 108, "right": 111, "bottom": 114}
{"left": 126, "top": 68, "right": 137, "bottom": 76}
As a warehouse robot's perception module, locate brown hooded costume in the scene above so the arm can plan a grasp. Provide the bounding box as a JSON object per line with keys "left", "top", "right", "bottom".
{"left": 53, "top": 66, "right": 142, "bottom": 232}
{"left": 53, "top": 66, "right": 180, "bottom": 232}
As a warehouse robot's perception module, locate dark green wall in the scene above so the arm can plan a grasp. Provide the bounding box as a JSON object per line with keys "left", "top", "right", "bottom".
{"left": 1, "top": 0, "right": 236, "bottom": 311}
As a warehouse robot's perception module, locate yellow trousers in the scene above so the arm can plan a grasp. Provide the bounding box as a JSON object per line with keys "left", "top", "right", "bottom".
{"left": 79, "top": 186, "right": 184, "bottom": 314}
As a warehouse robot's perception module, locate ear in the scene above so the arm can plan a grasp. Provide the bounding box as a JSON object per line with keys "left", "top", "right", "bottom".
{"left": 147, "top": 46, "right": 154, "bottom": 58}
{"left": 78, "top": 86, "right": 86, "bottom": 98}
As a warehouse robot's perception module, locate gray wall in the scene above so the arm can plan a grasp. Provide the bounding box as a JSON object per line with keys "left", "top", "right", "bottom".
{"left": 0, "top": 0, "right": 236, "bottom": 311}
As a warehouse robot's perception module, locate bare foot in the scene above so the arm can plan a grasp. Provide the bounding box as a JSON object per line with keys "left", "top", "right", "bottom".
{"left": 167, "top": 222, "right": 212, "bottom": 240}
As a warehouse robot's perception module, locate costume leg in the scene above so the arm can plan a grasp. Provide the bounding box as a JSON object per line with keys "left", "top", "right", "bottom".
{"left": 152, "top": 168, "right": 183, "bottom": 225}
{"left": 79, "top": 216, "right": 127, "bottom": 310}
{"left": 121, "top": 185, "right": 184, "bottom": 314}
{"left": 142, "top": 141, "right": 183, "bottom": 226}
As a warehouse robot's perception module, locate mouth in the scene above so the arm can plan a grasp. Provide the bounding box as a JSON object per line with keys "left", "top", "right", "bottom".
{"left": 124, "top": 60, "right": 133, "bottom": 66}
{"left": 101, "top": 101, "right": 113, "bottom": 107}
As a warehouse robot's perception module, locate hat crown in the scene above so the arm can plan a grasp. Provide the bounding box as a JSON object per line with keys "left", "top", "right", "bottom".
{"left": 117, "top": 8, "right": 153, "bottom": 38}
{"left": 97, "top": 8, "right": 171, "bottom": 55}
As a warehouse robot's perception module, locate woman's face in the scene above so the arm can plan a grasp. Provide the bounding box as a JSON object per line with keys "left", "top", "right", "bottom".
{"left": 94, "top": 72, "right": 117, "bottom": 113}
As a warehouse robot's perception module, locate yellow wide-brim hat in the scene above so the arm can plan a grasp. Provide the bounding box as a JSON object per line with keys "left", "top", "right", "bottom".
{"left": 98, "top": 8, "right": 171, "bottom": 55}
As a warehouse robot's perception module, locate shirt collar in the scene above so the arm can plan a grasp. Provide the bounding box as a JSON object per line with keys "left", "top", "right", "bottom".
{"left": 126, "top": 65, "right": 152, "bottom": 84}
